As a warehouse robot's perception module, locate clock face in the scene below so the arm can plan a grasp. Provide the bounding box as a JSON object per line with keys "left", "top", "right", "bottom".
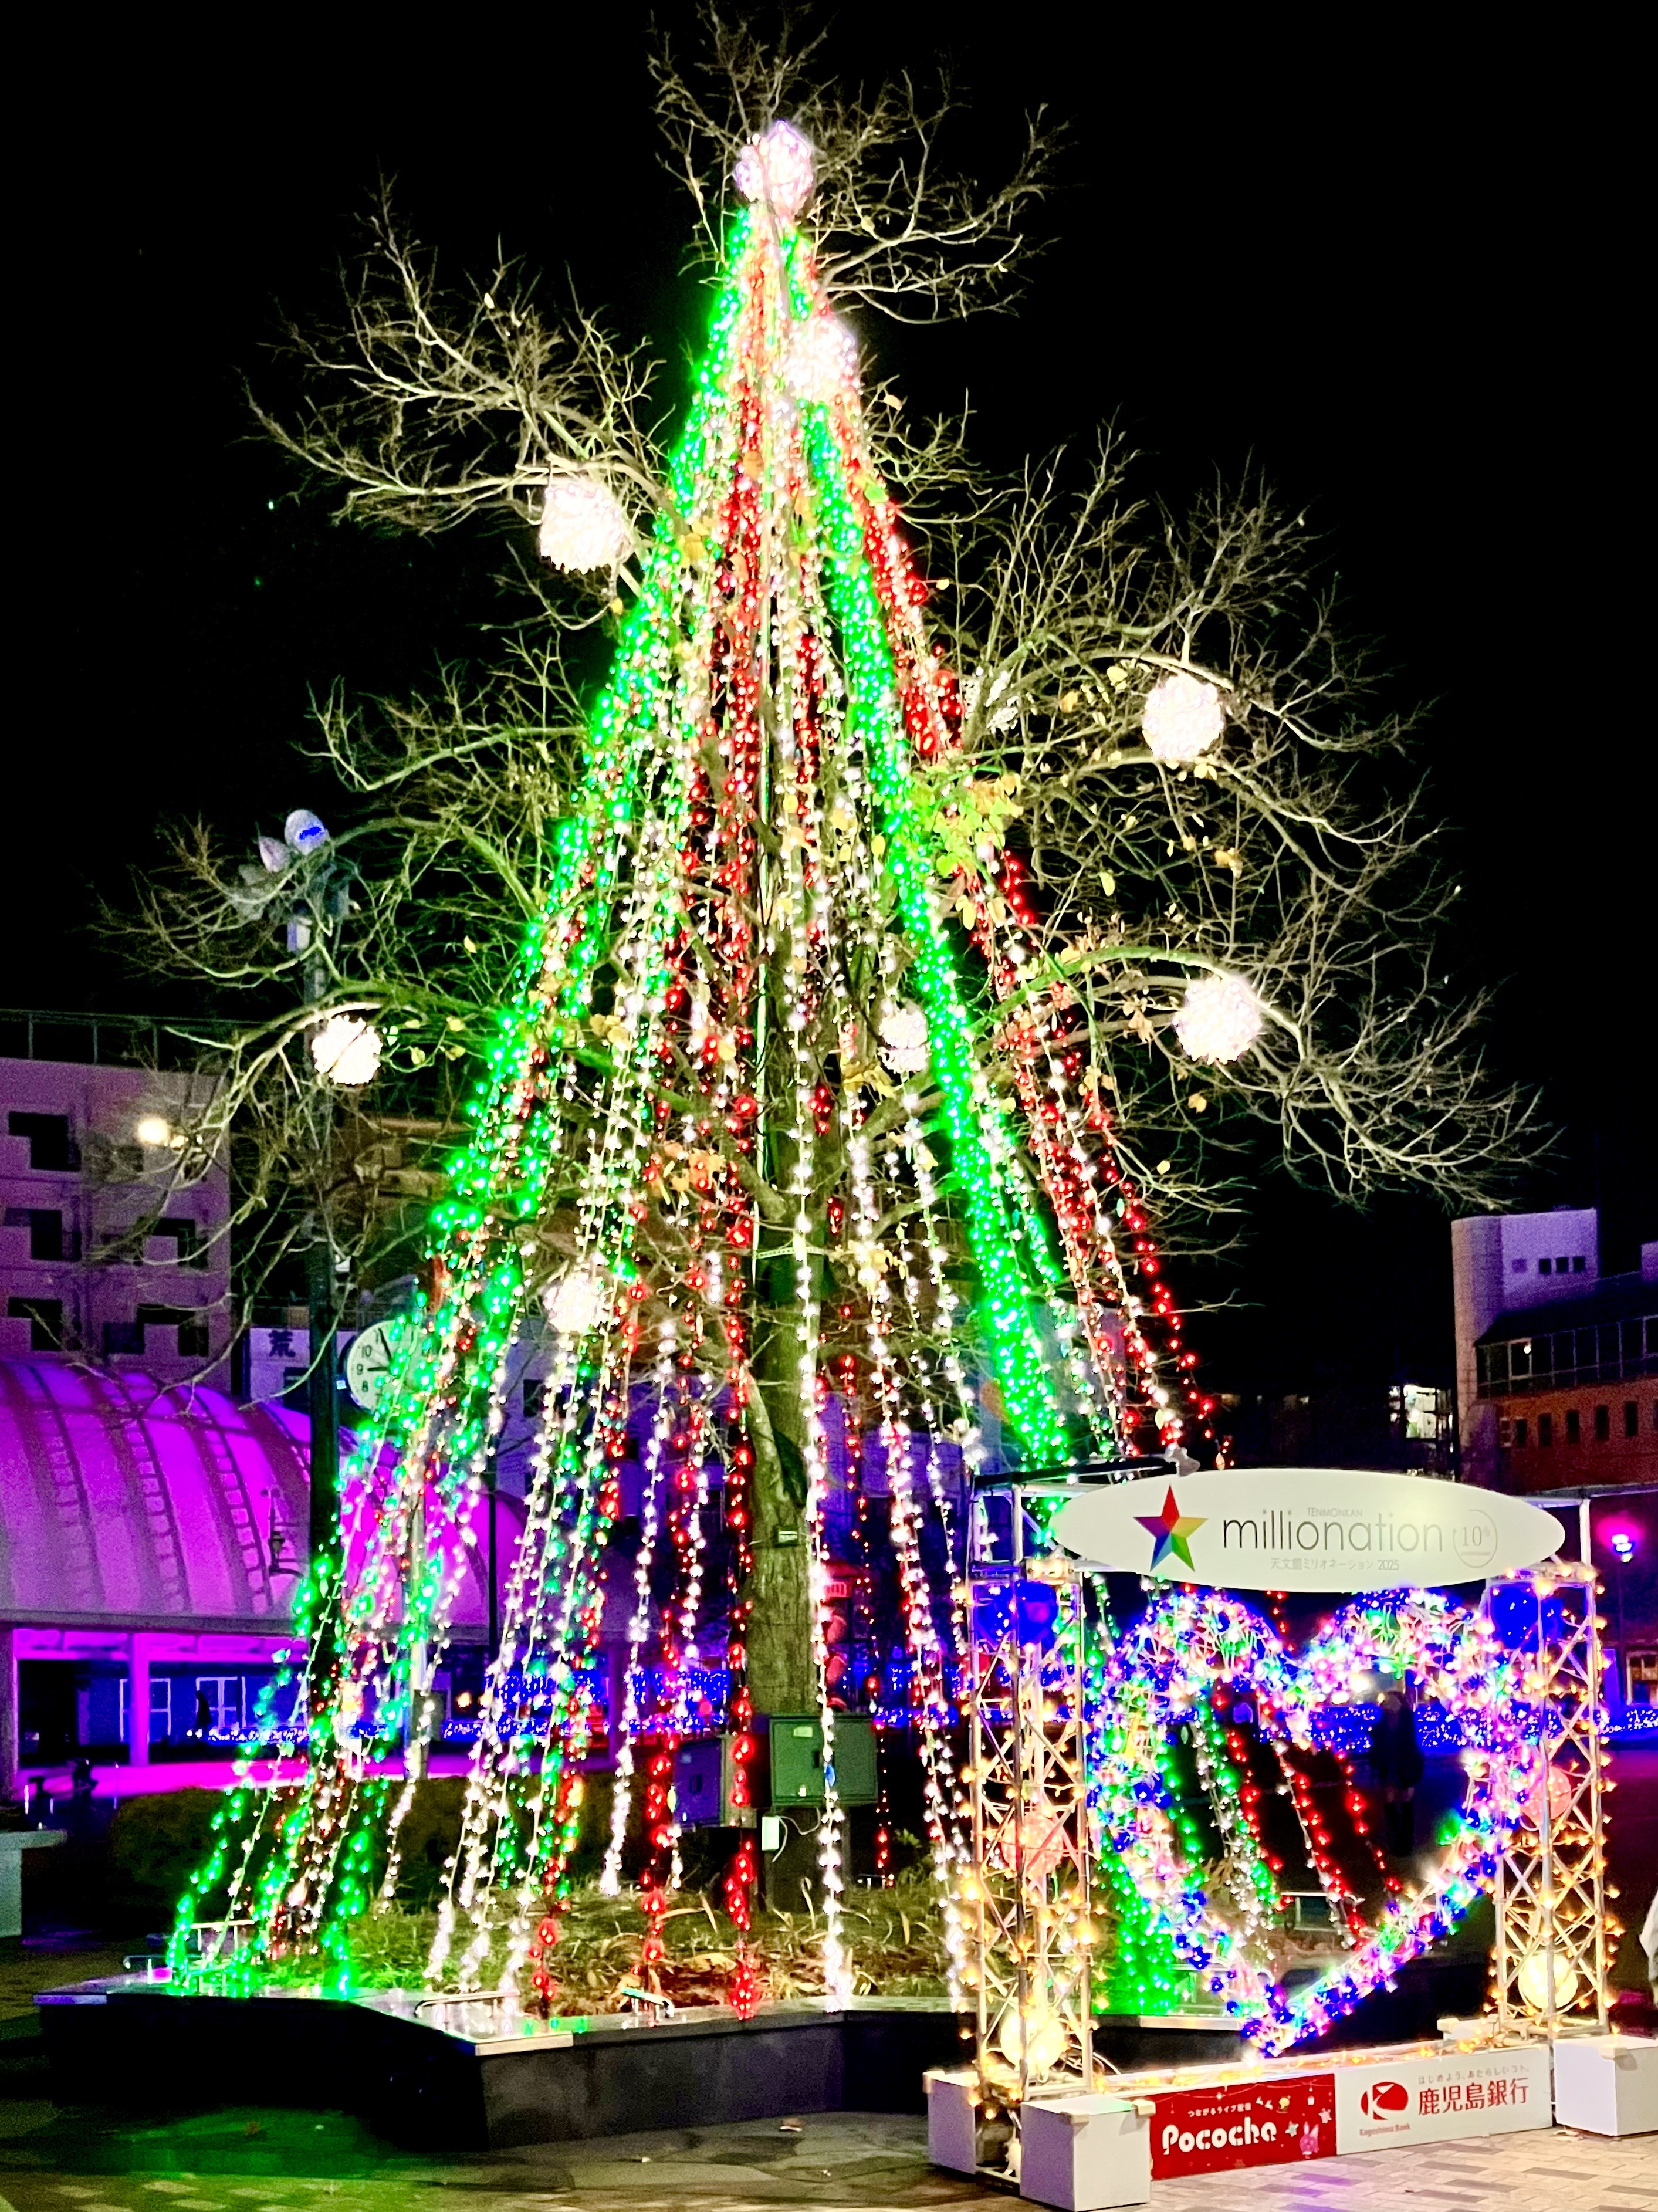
{"left": 344, "top": 1321, "right": 395, "bottom": 1411}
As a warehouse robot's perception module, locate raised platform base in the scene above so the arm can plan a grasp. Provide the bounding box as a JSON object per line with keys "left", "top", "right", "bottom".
{"left": 931, "top": 2028, "right": 1573, "bottom": 2201}
{"left": 36, "top": 1976, "right": 965, "bottom": 2150}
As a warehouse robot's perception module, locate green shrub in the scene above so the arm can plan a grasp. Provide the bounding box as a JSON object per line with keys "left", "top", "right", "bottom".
{"left": 108, "top": 1788, "right": 224, "bottom": 1913}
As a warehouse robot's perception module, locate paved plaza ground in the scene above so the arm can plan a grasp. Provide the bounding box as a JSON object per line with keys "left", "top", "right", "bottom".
{"left": 2, "top": 1736, "right": 1652, "bottom": 2212}
{"left": 0, "top": 2092, "right": 1654, "bottom": 2211}
{"left": 2, "top": 2023, "right": 1653, "bottom": 2212}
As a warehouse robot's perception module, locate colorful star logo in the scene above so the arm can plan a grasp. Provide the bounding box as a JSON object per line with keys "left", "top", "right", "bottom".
{"left": 1135, "top": 1486, "right": 1206, "bottom": 1574}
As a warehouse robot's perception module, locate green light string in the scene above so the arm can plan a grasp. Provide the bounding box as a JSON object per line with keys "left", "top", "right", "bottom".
{"left": 1189, "top": 1694, "right": 1281, "bottom": 1932}
{"left": 1094, "top": 1683, "right": 1193, "bottom": 2015}
{"left": 173, "top": 221, "right": 760, "bottom": 1980}
{"left": 793, "top": 379, "right": 1068, "bottom": 1463}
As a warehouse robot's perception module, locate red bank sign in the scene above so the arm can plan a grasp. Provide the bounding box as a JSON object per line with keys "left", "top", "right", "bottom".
{"left": 1149, "top": 2074, "right": 1335, "bottom": 2179}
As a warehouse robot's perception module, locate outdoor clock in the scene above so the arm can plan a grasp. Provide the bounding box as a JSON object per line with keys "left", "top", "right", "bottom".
{"left": 344, "top": 1319, "right": 396, "bottom": 1411}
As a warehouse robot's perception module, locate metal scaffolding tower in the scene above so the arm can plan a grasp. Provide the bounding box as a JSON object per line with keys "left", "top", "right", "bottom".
{"left": 1490, "top": 1557, "right": 1611, "bottom": 2035}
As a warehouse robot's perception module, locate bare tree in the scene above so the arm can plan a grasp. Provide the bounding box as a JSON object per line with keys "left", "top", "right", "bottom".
{"left": 916, "top": 443, "right": 1534, "bottom": 1227}
{"left": 128, "top": 9, "right": 1535, "bottom": 1747}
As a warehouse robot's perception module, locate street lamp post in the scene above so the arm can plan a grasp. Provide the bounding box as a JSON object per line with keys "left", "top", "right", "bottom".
{"left": 239, "top": 811, "right": 370, "bottom": 1704}
{"left": 280, "top": 816, "right": 355, "bottom": 1592}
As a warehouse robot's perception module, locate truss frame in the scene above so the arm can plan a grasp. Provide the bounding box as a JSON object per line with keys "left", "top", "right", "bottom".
{"left": 1490, "top": 1558, "right": 1610, "bottom": 2037}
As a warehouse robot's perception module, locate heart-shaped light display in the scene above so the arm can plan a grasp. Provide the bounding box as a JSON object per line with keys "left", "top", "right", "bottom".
{"left": 1088, "top": 1585, "right": 1548, "bottom": 2055}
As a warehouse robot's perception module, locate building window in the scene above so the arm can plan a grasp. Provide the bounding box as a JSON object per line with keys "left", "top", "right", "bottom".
{"left": 7, "top": 1296, "right": 63, "bottom": 1349}
{"left": 1513, "top": 1418, "right": 1529, "bottom": 1448}
{"left": 137, "top": 1304, "right": 210, "bottom": 1358}
{"left": 1595, "top": 1405, "right": 1610, "bottom": 1442}
{"left": 117, "top": 1677, "right": 172, "bottom": 1747}
{"left": 1538, "top": 1258, "right": 1552, "bottom": 1275}
{"left": 1565, "top": 1408, "right": 1581, "bottom": 1444}
{"left": 1626, "top": 1402, "right": 1641, "bottom": 1439}
{"left": 7, "top": 1112, "right": 79, "bottom": 1172}
{"left": 2, "top": 1207, "right": 79, "bottom": 1260}
{"left": 103, "top": 1307, "right": 211, "bottom": 1359}
{"left": 193, "top": 1677, "right": 243, "bottom": 1734}
{"left": 1511, "top": 1257, "right": 1528, "bottom": 1274}
{"left": 1555, "top": 1256, "right": 1569, "bottom": 1273}
{"left": 1572, "top": 1256, "right": 1587, "bottom": 1273}
{"left": 152, "top": 1217, "right": 208, "bottom": 1269}
{"left": 1538, "top": 1413, "right": 1554, "bottom": 1447}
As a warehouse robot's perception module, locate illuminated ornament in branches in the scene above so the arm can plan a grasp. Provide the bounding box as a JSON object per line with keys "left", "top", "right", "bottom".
{"left": 309, "top": 1014, "right": 382, "bottom": 1087}
{"left": 733, "top": 119, "right": 816, "bottom": 217}
{"left": 1142, "top": 669, "right": 1224, "bottom": 763}
{"left": 542, "top": 1266, "right": 607, "bottom": 1339}
{"left": 1173, "top": 972, "right": 1264, "bottom": 1064}
{"left": 537, "top": 475, "right": 633, "bottom": 571}
{"left": 783, "top": 312, "right": 859, "bottom": 405}
{"left": 878, "top": 1002, "right": 930, "bottom": 1075}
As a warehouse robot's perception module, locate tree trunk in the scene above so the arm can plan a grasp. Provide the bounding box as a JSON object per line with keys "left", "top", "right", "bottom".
{"left": 743, "top": 1291, "right": 815, "bottom": 1716}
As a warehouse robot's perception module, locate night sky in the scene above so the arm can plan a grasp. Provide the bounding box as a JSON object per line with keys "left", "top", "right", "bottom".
{"left": 17, "top": 11, "right": 1646, "bottom": 1405}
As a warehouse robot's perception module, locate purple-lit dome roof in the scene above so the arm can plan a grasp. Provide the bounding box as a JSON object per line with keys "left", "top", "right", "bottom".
{"left": 0, "top": 1361, "right": 519, "bottom": 1632}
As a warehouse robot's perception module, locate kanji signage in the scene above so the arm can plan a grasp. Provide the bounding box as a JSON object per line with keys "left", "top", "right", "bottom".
{"left": 1333, "top": 2045, "right": 1552, "bottom": 2151}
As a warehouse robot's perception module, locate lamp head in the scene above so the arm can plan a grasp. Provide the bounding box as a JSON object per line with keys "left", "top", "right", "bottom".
{"left": 283, "top": 810, "right": 329, "bottom": 856}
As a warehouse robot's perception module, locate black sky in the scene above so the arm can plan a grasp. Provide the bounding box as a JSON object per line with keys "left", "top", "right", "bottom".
{"left": 14, "top": 7, "right": 1648, "bottom": 1396}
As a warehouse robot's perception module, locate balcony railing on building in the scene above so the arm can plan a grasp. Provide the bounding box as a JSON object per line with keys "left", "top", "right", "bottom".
{"left": 1477, "top": 1313, "right": 1657, "bottom": 1399}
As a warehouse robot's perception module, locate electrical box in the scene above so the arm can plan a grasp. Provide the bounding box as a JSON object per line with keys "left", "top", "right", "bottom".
{"left": 766, "top": 1714, "right": 878, "bottom": 1807}
{"left": 672, "top": 1734, "right": 759, "bottom": 1828}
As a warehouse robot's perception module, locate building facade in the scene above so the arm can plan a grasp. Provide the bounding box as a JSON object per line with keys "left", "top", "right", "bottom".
{"left": 1451, "top": 1205, "right": 1657, "bottom": 1493}
{"left": 2, "top": 1051, "right": 231, "bottom": 1383}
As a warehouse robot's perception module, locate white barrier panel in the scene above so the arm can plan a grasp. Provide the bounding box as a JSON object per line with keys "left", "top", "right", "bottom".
{"left": 1020, "top": 2095, "right": 1151, "bottom": 2210}
{"left": 923, "top": 2068, "right": 979, "bottom": 2174}
{"left": 1552, "top": 2037, "right": 1658, "bottom": 2136}
{"left": 1333, "top": 2043, "right": 1552, "bottom": 2152}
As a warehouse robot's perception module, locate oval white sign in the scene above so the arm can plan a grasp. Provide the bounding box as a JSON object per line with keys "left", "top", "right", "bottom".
{"left": 1049, "top": 1468, "right": 1564, "bottom": 1592}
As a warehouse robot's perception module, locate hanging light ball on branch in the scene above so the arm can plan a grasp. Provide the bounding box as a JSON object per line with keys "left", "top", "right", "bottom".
{"left": 878, "top": 1002, "right": 930, "bottom": 1075}
{"left": 310, "top": 1014, "right": 383, "bottom": 1087}
{"left": 1142, "top": 669, "right": 1225, "bottom": 764}
{"left": 733, "top": 119, "right": 816, "bottom": 217}
{"left": 543, "top": 1265, "right": 607, "bottom": 1339}
{"left": 783, "top": 312, "right": 859, "bottom": 407}
{"left": 1173, "top": 973, "right": 1264, "bottom": 1064}
{"left": 537, "top": 476, "right": 633, "bottom": 573}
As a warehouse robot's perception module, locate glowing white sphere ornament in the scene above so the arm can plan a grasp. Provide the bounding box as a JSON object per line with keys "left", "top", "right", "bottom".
{"left": 1142, "top": 669, "right": 1225, "bottom": 764}
{"left": 537, "top": 475, "right": 632, "bottom": 572}
{"left": 1172, "top": 972, "right": 1265, "bottom": 1064}
{"left": 1518, "top": 1947, "right": 1581, "bottom": 2013}
{"left": 543, "top": 1265, "right": 607, "bottom": 1339}
{"left": 309, "top": 1014, "right": 383, "bottom": 1087}
{"left": 994, "top": 1998, "right": 1070, "bottom": 2078}
{"left": 783, "top": 312, "right": 858, "bottom": 406}
{"left": 733, "top": 119, "right": 816, "bottom": 217}
{"left": 878, "top": 1002, "right": 930, "bottom": 1075}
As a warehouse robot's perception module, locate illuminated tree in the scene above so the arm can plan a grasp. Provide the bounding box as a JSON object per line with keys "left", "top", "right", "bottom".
{"left": 158, "top": 25, "right": 1530, "bottom": 2006}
